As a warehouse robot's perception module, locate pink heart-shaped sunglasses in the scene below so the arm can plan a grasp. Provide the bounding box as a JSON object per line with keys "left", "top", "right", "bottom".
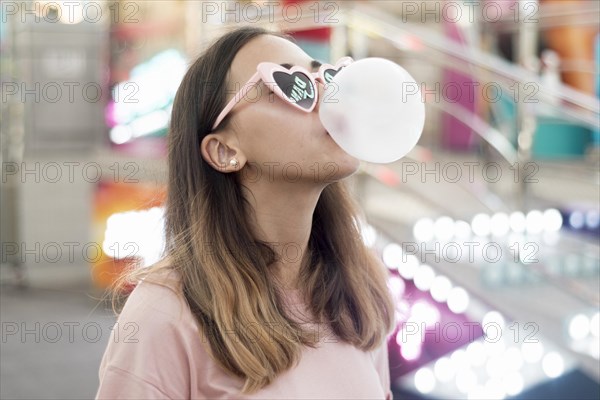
{"left": 212, "top": 56, "right": 354, "bottom": 131}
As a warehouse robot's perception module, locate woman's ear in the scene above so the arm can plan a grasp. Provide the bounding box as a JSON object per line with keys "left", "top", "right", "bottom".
{"left": 200, "top": 133, "right": 246, "bottom": 172}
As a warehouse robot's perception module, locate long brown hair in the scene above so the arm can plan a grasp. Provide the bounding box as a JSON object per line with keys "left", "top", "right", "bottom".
{"left": 112, "top": 26, "right": 394, "bottom": 393}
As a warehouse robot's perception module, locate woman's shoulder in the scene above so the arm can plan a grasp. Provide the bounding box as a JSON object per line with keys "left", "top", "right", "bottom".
{"left": 98, "top": 264, "right": 205, "bottom": 400}
{"left": 118, "top": 264, "right": 192, "bottom": 328}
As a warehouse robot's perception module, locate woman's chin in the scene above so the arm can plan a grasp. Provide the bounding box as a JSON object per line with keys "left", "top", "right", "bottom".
{"left": 327, "top": 155, "right": 361, "bottom": 182}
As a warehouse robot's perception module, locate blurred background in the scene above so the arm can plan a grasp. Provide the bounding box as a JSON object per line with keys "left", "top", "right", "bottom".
{"left": 0, "top": 0, "right": 598, "bottom": 399}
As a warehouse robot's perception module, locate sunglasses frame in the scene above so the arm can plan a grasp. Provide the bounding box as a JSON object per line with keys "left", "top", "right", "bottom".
{"left": 211, "top": 56, "right": 354, "bottom": 131}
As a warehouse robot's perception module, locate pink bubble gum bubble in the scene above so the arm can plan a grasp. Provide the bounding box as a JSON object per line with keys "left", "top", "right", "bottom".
{"left": 319, "top": 58, "right": 425, "bottom": 164}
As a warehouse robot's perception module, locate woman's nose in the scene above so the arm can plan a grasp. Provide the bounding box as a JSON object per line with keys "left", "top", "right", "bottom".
{"left": 314, "top": 80, "right": 326, "bottom": 113}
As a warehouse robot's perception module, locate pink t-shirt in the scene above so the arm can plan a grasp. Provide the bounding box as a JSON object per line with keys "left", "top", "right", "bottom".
{"left": 96, "top": 270, "right": 393, "bottom": 399}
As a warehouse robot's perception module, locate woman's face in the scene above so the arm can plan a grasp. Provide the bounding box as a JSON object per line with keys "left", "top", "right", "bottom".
{"left": 216, "top": 34, "right": 360, "bottom": 184}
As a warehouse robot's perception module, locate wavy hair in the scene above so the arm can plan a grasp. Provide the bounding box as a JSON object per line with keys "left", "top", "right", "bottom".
{"left": 111, "top": 26, "right": 394, "bottom": 393}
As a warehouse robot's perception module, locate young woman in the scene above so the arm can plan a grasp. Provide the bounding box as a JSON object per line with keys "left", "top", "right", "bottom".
{"left": 96, "top": 26, "right": 395, "bottom": 399}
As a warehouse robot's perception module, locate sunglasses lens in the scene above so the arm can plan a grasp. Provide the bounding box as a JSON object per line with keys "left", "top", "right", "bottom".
{"left": 323, "top": 63, "right": 350, "bottom": 84}
{"left": 273, "top": 71, "right": 316, "bottom": 110}
{"left": 323, "top": 68, "right": 339, "bottom": 84}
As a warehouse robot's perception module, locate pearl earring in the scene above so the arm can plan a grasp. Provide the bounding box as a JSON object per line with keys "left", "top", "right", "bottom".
{"left": 229, "top": 158, "right": 239, "bottom": 168}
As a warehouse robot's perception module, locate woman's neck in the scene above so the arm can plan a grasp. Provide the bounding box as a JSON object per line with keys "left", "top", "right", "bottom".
{"left": 241, "top": 179, "right": 326, "bottom": 290}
